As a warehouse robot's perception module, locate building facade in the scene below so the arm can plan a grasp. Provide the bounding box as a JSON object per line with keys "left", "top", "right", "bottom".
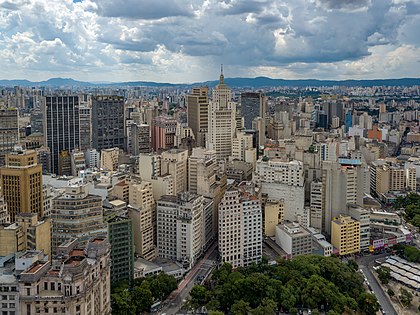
{"left": 0, "top": 149, "right": 43, "bottom": 222}
{"left": 107, "top": 216, "right": 134, "bottom": 284}
{"left": 331, "top": 215, "right": 361, "bottom": 255}
{"left": 218, "top": 189, "right": 262, "bottom": 268}
{"left": 51, "top": 184, "right": 105, "bottom": 253}
{"left": 18, "top": 238, "right": 111, "bottom": 315}
{"left": 43, "top": 95, "right": 80, "bottom": 175}
{"left": 91, "top": 95, "right": 125, "bottom": 151}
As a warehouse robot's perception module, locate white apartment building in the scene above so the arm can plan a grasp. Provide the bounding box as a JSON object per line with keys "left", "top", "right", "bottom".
{"left": 188, "top": 147, "right": 218, "bottom": 195}
{"left": 128, "top": 180, "right": 156, "bottom": 260}
{"left": 218, "top": 190, "right": 262, "bottom": 268}
{"left": 157, "top": 193, "right": 204, "bottom": 270}
{"left": 138, "top": 154, "right": 174, "bottom": 200}
{"left": 161, "top": 149, "right": 189, "bottom": 195}
{"left": 310, "top": 180, "right": 323, "bottom": 230}
{"left": 84, "top": 148, "right": 100, "bottom": 169}
{"left": 275, "top": 222, "right": 313, "bottom": 258}
{"left": 231, "top": 131, "right": 255, "bottom": 164}
{"left": 348, "top": 205, "right": 371, "bottom": 252}
{"left": 254, "top": 159, "right": 304, "bottom": 186}
{"left": 254, "top": 158, "right": 305, "bottom": 223}
{"left": 100, "top": 147, "right": 119, "bottom": 171}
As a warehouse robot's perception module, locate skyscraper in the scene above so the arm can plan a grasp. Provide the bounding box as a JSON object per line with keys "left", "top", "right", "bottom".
{"left": 92, "top": 95, "right": 125, "bottom": 151}
{"left": 107, "top": 216, "right": 134, "bottom": 284}
{"left": 187, "top": 86, "right": 209, "bottom": 147}
{"left": 240, "top": 92, "right": 265, "bottom": 130}
{"left": 43, "top": 95, "right": 80, "bottom": 175}
{"left": 79, "top": 103, "right": 92, "bottom": 150}
{"left": 0, "top": 149, "right": 43, "bottom": 222}
{"left": 0, "top": 108, "right": 24, "bottom": 166}
{"left": 206, "top": 69, "right": 237, "bottom": 160}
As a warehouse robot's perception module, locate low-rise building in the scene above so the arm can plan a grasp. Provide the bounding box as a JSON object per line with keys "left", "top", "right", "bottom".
{"left": 275, "top": 221, "right": 312, "bottom": 258}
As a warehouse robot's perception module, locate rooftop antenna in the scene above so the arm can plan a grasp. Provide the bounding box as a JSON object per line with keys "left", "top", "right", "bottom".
{"left": 219, "top": 64, "right": 225, "bottom": 84}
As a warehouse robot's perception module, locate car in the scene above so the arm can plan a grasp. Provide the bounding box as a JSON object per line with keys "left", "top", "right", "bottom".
{"left": 308, "top": 310, "right": 312, "bottom": 315}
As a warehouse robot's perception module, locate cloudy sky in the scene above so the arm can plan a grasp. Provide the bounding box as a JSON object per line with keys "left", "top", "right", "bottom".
{"left": 0, "top": 0, "right": 419, "bottom": 83}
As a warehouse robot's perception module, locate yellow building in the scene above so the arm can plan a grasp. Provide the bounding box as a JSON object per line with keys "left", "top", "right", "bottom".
{"left": 0, "top": 213, "right": 51, "bottom": 257}
{"left": 0, "top": 223, "right": 24, "bottom": 256}
{"left": 15, "top": 213, "right": 51, "bottom": 259}
{"left": 331, "top": 215, "right": 360, "bottom": 256}
{"left": 0, "top": 149, "right": 43, "bottom": 222}
{"left": 263, "top": 199, "right": 284, "bottom": 237}
{"left": 406, "top": 168, "right": 416, "bottom": 191}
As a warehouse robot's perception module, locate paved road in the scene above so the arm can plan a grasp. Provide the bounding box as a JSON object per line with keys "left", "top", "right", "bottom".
{"left": 160, "top": 242, "right": 218, "bottom": 315}
{"left": 358, "top": 254, "right": 398, "bottom": 315}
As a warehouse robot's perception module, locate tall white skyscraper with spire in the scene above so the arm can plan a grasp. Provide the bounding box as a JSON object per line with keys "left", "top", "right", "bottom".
{"left": 206, "top": 66, "right": 237, "bottom": 160}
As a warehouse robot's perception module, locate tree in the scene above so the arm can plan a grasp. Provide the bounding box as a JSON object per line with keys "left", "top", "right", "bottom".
{"left": 399, "top": 288, "right": 413, "bottom": 307}
{"left": 190, "top": 285, "right": 208, "bottom": 309}
{"left": 358, "top": 292, "right": 380, "bottom": 315}
{"left": 250, "top": 298, "right": 276, "bottom": 315}
{"left": 132, "top": 281, "right": 153, "bottom": 313}
{"left": 209, "top": 311, "right": 224, "bottom": 315}
{"left": 231, "top": 300, "right": 251, "bottom": 315}
{"left": 377, "top": 266, "right": 391, "bottom": 284}
{"left": 387, "top": 288, "right": 395, "bottom": 298}
{"left": 111, "top": 290, "right": 135, "bottom": 315}
{"left": 347, "top": 259, "right": 358, "bottom": 272}
{"left": 404, "top": 246, "right": 420, "bottom": 263}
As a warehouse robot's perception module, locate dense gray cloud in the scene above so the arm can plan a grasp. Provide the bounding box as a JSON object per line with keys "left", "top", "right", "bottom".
{"left": 0, "top": 0, "right": 419, "bottom": 82}
{"left": 93, "top": 0, "right": 195, "bottom": 19}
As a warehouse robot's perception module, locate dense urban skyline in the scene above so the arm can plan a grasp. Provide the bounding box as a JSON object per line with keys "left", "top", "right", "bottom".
{"left": 1, "top": 0, "right": 420, "bottom": 83}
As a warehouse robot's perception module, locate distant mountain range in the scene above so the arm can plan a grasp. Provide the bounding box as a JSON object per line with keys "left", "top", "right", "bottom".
{"left": 1, "top": 76, "right": 420, "bottom": 88}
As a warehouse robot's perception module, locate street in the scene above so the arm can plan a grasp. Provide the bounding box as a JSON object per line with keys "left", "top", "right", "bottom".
{"left": 160, "top": 242, "right": 219, "bottom": 315}
{"left": 358, "top": 254, "right": 398, "bottom": 315}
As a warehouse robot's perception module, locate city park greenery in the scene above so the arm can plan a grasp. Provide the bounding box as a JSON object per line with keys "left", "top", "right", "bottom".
{"left": 394, "top": 192, "right": 420, "bottom": 228}
{"left": 188, "top": 255, "right": 380, "bottom": 315}
{"left": 111, "top": 272, "right": 177, "bottom": 315}
{"left": 392, "top": 244, "right": 420, "bottom": 263}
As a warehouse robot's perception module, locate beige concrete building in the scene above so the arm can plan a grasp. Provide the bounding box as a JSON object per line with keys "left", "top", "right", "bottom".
{"left": 138, "top": 154, "right": 174, "bottom": 200}
{"left": 187, "top": 86, "right": 209, "bottom": 147}
{"left": 0, "top": 196, "right": 8, "bottom": 224}
{"left": 19, "top": 237, "right": 111, "bottom": 315}
{"left": 110, "top": 180, "right": 130, "bottom": 204}
{"left": 51, "top": 184, "right": 105, "bottom": 254}
{"left": 232, "top": 131, "right": 256, "bottom": 166}
{"left": 0, "top": 213, "right": 50, "bottom": 257}
{"left": 262, "top": 197, "right": 284, "bottom": 237}
{"left": 406, "top": 167, "right": 416, "bottom": 191}
{"left": 128, "top": 180, "right": 156, "bottom": 260}
{"left": 218, "top": 189, "right": 262, "bottom": 268}
{"left": 70, "top": 149, "right": 86, "bottom": 176}
{"left": 0, "top": 149, "right": 43, "bottom": 222}
{"left": 16, "top": 213, "right": 51, "bottom": 259}
{"left": 0, "top": 223, "right": 24, "bottom": 256}
{"left": 309, "top": 180, "right": 323, "bottom": 230}
{"left": 389, "top": 166, "right": 405, "bottom": 191}
{"left": 188, "top": 147, "right": 227, "bottom": 235}
{"left": 188, "top": 148, "right": 217, "bottom": 195}
{"left": 157, "top": 193, "right": 205, "bottom": 270}
{"left": 100, "top": 147, "right": 119, "bottom": 171}
{"left": 275, "top": 221, "right": 313, "bottom": 258}
{"left": 331, "top": 215, "right": 360, "bottom": 256}
{"left": 207, "top": 73, "right": 237, "bottom": 160}
{"left": 161, "top": 149, "right": 188, "bottom": 194}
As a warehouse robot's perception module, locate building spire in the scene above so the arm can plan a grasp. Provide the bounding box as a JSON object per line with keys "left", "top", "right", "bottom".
{"left": 219, "top": 64, "right": 224, "bottom": 84}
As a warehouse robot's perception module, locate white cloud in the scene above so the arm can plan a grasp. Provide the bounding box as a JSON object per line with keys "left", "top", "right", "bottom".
{"left": 0, "top": 0, "right": 419, "bottom": 82}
